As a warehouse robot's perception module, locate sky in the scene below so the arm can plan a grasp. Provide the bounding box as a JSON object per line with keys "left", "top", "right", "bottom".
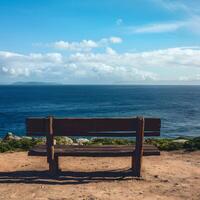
{"left": 0, "top": 0, "right": 200, "bottom": 84}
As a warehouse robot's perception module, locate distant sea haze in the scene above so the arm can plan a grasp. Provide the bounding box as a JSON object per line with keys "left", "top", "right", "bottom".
{"left": 0, "top": 85, "right": 200, "bottom": 138}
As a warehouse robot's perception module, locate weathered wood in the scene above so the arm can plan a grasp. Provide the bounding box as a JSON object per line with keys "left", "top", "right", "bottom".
{"left": 132, "top": 117, "right": 145, "bottom": 177}
{"left": 49, "top": 155, "right": 59, "bottom": 173}
{"left": 26, "top": 118, "right": 46, "bottom": 136}
{"left": 27, "top": 116, "right": 161, "bottom": 177}
{"left": 46, "top": 116, "right": 57, "bottom": 174}
{"left": 26, "top": 117, "right": 161, "bottom": 136}
{"left": 28, "top": 144, "right": 160, "bottom": 157}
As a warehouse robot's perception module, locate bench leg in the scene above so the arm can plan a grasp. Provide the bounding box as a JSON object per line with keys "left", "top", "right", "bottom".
{"left": 49, "top": 156, "right": 60, "bottom": 174}
{"left": 132, "top": 153, "right": 142, "bottom": 177}
{"left": 132, "top": 117, "right": 144, "bottom": 177}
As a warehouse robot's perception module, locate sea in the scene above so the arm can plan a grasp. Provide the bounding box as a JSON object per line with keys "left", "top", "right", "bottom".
{"left": 0, "top": 85, "right": 200, "bottom": 138}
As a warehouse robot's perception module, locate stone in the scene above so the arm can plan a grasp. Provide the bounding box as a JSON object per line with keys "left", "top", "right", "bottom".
{"left": 55, "top": 136, "right": 73, "bottom": 145}
{"left": 3, "top": 132, "right": 21, "bottom": 141}
{"left": 76, "top": 138, "right": 90, "bottom": 145}
{"left": 63, "top": 137, "right": 73, "bottom": 145}
{"left": 172, "top": 139, "right": 188, "bottom": 143}
{"left": 13, "top": 135, "right": 21, "bottom": 141}
{"left": 22, "top": 136, "right": 32, "bottom": 140}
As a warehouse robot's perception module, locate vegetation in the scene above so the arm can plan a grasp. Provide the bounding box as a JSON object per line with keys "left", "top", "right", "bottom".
{"left": 183, "top": 137, "right": 200, "bottom": 151}
{"left": 0, "top": 136, "right": 199, "bottom": 153}
{"left": 0, "top": 138, "right": 43, "bottom": 153}
{"left": 146, "top": 137, "right": 200, "bottom": 151}
{"left": 87, "top": 138, "right": 135, "bottom": 145}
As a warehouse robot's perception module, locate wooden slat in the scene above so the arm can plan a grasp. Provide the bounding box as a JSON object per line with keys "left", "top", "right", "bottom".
{"left": 26, "top": 117, "right": 161, "bottom": 137}
{"left": 28, "top": 144, "right": 160, "bottom": 157}
{"left": 53, "top": 118, "right": 135, "bottom": 135}
{"left": 26, "top": 118, "right": 46, "bottom": 136}
{"left": 55, "top": 131, "right": 160, "bottom": 137}
{"left": 145, "top": 118, "right": 161, "bottom": 131}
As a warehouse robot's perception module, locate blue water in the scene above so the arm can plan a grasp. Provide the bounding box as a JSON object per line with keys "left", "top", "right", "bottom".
{"left": 0, "top": 85, "right": 200, "bottom": 138}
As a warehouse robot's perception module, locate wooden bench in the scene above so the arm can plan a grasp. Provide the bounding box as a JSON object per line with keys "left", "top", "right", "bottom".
{"left": 26, "top": 116, "right": 161, "bottom": 177}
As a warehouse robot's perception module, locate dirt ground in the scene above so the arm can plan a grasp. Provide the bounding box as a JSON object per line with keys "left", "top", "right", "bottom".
{"left": 0, "top": 151, "right": 199, "bottom": 200}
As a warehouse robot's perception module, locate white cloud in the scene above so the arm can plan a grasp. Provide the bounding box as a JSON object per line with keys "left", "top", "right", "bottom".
{"left": 179, "top": 74, "right": 200, "bottom": 81}
{"left": 52, "top": 37, "right": 122, "bottom": 52}
{"left": 152, "top": 0, "right": 200, "bottom": 16}
{"left": 186, "top": 15, "right": 200, "bottom": 34}
{"left": 54, "top": 40, "right": 98, "bottom": 51}
{"left": 127, "top": 15, "right": 200, "bottom": 34}
{"left": 2, "top": 66, "right": 30, "bottom": 77}
{"left": 123, "top": 1, "right": 200, "bottom": 35}
{"left": 1, "top": 46, "right": 200, "bottom": 83}
{"left": 0, "top": 51, "right": 64, "bottom": 78}
{"left": 109, "top": 37, "right": 122, "bottom": 43}
{"left": 106, "top": 47, "right": 117, "bottom": 55}
{"left": 132, "top": 21, "right": 184, "bottom": 33}
{"left": 116, "top": 18, "right": 123, "bottom": 26}
{"left": 152, "top": 0, "right": 189, "bottom": 12}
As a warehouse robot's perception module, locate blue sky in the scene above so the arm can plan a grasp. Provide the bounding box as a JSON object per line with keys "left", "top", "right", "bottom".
{"left": 0, "top": 0, "right": 200, "bottom": 84}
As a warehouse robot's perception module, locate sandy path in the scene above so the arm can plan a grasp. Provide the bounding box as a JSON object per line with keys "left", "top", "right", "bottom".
{"left": 0, "top": 151, "right": 199, "bottom": 200}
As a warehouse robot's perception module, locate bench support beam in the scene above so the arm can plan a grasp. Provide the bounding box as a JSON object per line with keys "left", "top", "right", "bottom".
{"left": 46, "top": 116, "right": 59, "bottom": 174}
{"left": 49, "top": 155, "right": 59, "bottom": 174}
{"left": 132, "top": 117, "right": 144, "bottom": 177}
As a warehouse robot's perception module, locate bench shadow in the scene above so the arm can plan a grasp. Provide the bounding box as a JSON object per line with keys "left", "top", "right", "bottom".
{"left": 0, "top": 169, "right": 138, "bottom": 185}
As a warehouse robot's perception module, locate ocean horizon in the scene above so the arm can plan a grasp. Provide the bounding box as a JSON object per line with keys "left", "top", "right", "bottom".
{"left": 0, "top": 85, "right": 200, "bottom": 138}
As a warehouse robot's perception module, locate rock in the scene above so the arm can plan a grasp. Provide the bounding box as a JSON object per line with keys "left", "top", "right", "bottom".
{"left": 173, "top": 139, "right": 188, "bottom": 143}
{"left": 63, "top": 137, "right": 73, "bottom": 145}
{"left": 33, "top": 137, "right": 46, "bottom": 145}
{"left": 3, "top": 132, "right": 21, "bottom": 141}
{"left": 76, "top": 138, "right": 90, "bottom": 145}
{"left": 161, "top": 179, "right": 169, "bottom": 183}
{"left": 55, "top": 136, "right": 73, "bottom": 145}
{"left": 139, "top": 191, "right": 143, "bottom": 195}
{"left": 22, "top": 136, "right": 32, "bottom": 140}
{"left": 154, "top": 175, "right": 159, "bottom": 178}
{"left": 41, "top": 137, "right": 46, "bottom": 143}
{"left": 13, "top": 135, "right": 21, "bottom": 141}
{"left": 3, "top": 132, "right": 13, "bottom": 139}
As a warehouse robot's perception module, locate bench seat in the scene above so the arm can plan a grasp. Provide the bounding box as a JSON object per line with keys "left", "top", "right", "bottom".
{"left": 28, "top": 144, "right": 160, "bottom": 157}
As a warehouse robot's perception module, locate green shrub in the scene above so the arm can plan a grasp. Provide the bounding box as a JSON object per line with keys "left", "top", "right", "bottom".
{"left": 184, "top": 137, "right": 200, "bottom": 151}
{"left": 145, "top": 138, "right": 184, "bottom": 151}
{"left": 55, "top": 136, "right": 73, "bottom": 145}
{"left": 0, "top": 142, "right": 12, "bottom": 152}
{"left": 0, "top": 138, "right": 39, "bottom": 153}
{"left": 89, "top": 138, "right": 135, "bottom": 145}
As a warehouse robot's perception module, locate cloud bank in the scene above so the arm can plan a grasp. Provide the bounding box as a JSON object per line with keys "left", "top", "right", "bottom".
{"left": 1, "top": 46, "right": 200, "bottom": 84}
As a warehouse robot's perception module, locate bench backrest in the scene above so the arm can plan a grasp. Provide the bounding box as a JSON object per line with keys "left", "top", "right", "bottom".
{"left": 26, "top": 117, "right": 161, "bottom": 137}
